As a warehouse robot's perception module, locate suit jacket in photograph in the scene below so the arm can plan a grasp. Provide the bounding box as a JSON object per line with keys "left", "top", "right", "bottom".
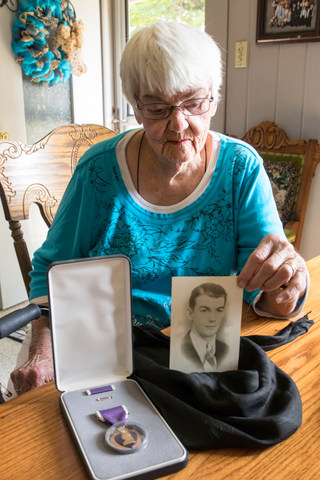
{"left": 180, "top": 330, "right": 229, "bottom": 373}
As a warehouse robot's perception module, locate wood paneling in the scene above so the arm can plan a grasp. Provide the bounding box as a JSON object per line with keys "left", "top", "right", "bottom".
{"left": 276, "top": 44, "right": 306, "bottom": 139}
{"left": 211, "top": 0, "right": 320, "bottom": 260}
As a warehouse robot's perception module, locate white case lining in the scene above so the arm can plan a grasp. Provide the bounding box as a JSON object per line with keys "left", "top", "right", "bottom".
{"left": 48, "top": 256, "right": 133, "bottom": 392}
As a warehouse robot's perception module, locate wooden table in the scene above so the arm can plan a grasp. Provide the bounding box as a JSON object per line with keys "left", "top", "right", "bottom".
{"left": 1, "top": 256, "right": 320, "bottom": 480}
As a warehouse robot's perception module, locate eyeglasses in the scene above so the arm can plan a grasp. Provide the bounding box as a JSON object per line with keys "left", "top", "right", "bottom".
{"left": 136, "top": 97, "right": 214, "bottom": 120}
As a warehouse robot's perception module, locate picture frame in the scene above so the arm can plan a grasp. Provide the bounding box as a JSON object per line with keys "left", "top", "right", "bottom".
{"left": 257, "top": 0, "right": 320, "bottom": 44}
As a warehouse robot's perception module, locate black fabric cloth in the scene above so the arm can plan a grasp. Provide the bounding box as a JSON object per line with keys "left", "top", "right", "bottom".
{"left": 246, "top": 313, "right": 313, "bottom": 351}
{"left": 131, "top": 314, "right": 313, "bottom": 450}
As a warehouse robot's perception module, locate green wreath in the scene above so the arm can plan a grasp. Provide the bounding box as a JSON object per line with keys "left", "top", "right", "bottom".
{"left": 11, "top": 0, "right": 82, "bottom": 85}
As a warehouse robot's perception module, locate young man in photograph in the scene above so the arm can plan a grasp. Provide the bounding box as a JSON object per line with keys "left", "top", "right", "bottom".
{"left": 180, "top": 283, "right": 229, "bottom": 373}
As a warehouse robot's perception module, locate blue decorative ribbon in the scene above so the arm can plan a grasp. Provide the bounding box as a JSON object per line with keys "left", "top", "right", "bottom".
{"left": 11, "top": 0, "right": 75, "bottom": 85}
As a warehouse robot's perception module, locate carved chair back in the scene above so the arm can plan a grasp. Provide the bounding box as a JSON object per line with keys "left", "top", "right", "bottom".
{"left": 0, "top": 124, "right": 116, "bottom": 294}
{"left": 242, "top": 121, "right": 320, "bottom": 250}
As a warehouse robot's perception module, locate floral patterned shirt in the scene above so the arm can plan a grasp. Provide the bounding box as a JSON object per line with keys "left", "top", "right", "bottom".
{"left": 30, "top": 131, "right": 285, "bottom": 329}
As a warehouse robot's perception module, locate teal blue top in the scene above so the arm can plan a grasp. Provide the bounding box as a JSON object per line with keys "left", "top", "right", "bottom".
{"left": 29, "top": 131, "right": 285, "bottom": 329}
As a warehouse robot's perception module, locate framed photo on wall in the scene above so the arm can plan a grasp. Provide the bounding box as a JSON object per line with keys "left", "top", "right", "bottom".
{"left": 257, "top": 0, "right": 320, "bottom": 44}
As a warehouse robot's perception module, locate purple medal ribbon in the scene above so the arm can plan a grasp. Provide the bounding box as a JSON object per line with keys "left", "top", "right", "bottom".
{"left": 95, "top": 405, "right": 128, "bottom": 425}
{"left": 86, "top": 384, "right": 114, "bottom": 395}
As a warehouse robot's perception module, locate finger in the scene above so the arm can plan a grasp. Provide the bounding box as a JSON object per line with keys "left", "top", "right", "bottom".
{"left": 273, "top": 285, "right": 300, "bottom": 309}
{"left": 260, "top": 261, "right": 297, "bottom": 291}
{"left": 238, "top": 235, "right": 277, "bottom": 283}
{"left": 275, "top": 269, "right": 307, "bottom": 304}
{"left": 257, "top": 255, "right": 306, "bottom": 293}
{"left": 10, "top": 370, "right": 24, "bottom": 395}
{"left": 239, "top": 239, "right": 294, "bottom": 291}
{"left": 19, "top": 369, "right": 37, "bottom": 394}
{"left": 32, "top": 366, "right": 50, "bottom": 388}
{"left": 259, "top": 286, "right": 299, "bottom": 317}
{"left": 29, "top": 358, "right": 54, "bottom": 388}
{"left": 11, "top": 365, "right": 42, "bottom": 394}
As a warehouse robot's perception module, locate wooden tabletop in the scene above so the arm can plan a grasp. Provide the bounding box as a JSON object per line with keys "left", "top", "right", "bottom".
{"left": 1, "top": 256, "right": 320, "bottom": 480}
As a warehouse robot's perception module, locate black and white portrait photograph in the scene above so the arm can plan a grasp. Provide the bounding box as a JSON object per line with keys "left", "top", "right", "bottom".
{"left": 169, "top": 277, "right": 243, "bottom": 374}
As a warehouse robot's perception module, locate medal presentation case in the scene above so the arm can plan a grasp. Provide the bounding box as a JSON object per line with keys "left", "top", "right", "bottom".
{"left": 47, "top": 256, "right": 188, "bottom": 480}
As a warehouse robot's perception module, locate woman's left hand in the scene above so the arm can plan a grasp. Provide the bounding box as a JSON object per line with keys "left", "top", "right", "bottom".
{"left": 237, "top": 233, "right": 307, "bottom": 316}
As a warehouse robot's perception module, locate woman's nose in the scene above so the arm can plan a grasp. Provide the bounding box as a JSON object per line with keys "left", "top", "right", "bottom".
{"left": 168, "top": 107, "right": 189, "bottom": 132}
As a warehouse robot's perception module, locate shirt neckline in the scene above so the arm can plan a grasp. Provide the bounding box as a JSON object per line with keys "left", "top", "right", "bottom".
{"left": 116, "top": 129, "right": 221, "bottom": 214}
{"left": 190, "top": 327, "right": 217, "bottom": 364}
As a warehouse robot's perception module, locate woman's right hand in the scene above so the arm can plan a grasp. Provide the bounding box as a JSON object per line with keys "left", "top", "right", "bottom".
{"left": 10, "top": 316, "right": 54, "bottom": 395}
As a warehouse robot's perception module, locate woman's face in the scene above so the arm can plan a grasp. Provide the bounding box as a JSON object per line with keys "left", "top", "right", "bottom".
{"left": 134, "top": 87, "right": 217, "bottom": 164}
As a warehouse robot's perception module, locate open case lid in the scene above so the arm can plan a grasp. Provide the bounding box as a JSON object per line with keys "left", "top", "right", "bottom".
{"left": 47, "top": 256, "right": 133, "bottom": 393}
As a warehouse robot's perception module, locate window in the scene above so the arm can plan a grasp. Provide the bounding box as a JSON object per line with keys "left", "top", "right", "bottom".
{"left": 23, "top": 76, "right": 72, "bottom": 144}
{"left": 112, "top": 0, "right": 205, "bottom": 132}
{"left": 129, "top": 0, "right": 205, "bottom": 34}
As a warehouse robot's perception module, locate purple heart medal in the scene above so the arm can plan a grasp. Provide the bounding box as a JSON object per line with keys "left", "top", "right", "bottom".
{"left": 95, "top": 405, "right": 148, "bottom": 454}
{"left": 105, "top": 422, "right": 148, "bottom": 454}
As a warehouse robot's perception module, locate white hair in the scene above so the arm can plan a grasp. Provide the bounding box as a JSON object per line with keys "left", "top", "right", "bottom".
{"left": 120, "top": 21, "right": 223, "bottom": 108}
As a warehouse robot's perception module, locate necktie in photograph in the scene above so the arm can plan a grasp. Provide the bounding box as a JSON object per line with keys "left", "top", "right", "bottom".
{"left": 205, "top": 343, "right": 217, "bottom": 369}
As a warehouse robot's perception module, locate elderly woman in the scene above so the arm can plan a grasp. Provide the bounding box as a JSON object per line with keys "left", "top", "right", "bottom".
{"left": 10, "top": 21, "right": 308, "bottom": 395}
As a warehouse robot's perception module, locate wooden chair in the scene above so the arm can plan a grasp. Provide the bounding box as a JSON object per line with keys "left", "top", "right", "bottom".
{"left": 0, "top": 124, "right": 116, "bottom": 295}
{"left": 241, "top": 121, "right": 320, "bottom": 250}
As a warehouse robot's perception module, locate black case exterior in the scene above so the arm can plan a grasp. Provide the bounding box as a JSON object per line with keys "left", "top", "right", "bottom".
{"left": 47, "top": 256, "right": 188, "bottom": 480}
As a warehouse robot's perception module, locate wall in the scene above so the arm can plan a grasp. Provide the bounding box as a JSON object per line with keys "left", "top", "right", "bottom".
{"left": 0, "top": 0, "right": 104, "bottom": 309}
{"left": 71, "top": 0, "right": 104, "bottom": 125}
{"left": 0, "top": 7, "right": 28, "bottom": 308}
{"left": 206, "top": 0, "right": 320, "bottom": 261}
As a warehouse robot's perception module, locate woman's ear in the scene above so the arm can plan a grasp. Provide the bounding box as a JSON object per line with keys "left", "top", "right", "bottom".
{"left": 133, "top": 94, "right": 143, "bottom": 124}
{"left": 209, "top": 99, "right": 218, "bottom": 118}
{"left": 134, "top": 107, "right": 143, "bottom": 125}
